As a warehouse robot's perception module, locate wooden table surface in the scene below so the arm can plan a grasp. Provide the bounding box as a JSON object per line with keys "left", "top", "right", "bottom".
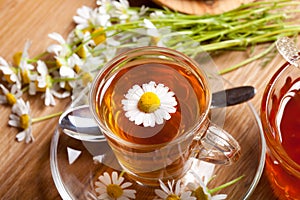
{"left": 0, "top": 0, "right": 295, "bottom": 199}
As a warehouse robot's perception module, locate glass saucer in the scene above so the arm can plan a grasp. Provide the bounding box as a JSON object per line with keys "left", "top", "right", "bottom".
{"left": 50, "top": 84, "right": 266, "bottom": 200}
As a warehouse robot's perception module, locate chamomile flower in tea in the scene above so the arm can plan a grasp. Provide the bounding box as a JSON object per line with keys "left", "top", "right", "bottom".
{"left": 122, "top": 81, "right": 177, "bottom": 127}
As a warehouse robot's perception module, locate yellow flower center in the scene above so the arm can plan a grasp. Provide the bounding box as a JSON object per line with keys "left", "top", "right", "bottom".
{"left": 6, "top": 93, "right": 17, "bottom": 105}
{"left": 106, "top": 184, "right": 123, "bottom": 199}
{"left": 35, "top": 75, "right": 53, "bottom": 92}
{"left": 166, "top": 194, "right": 180, "bottom": 200}
{"left": 21, "top": 70, "right": 30, "bottom": 84}
{"left": 56, "top": 58, "right": 63, "bottom": 68}
{"left": 138, "top": 92, "right": 161, "bottom": 113}
{"left": 193, "top": 186, "right": 209, "bottom": 200}
{"left": 74, "top": 65, "right": 81, "bottom": 73}
{"left": 20, "top": 114, "right": 30, "bottom": 130}
{"left": 13, "top": 51, "right": 22, "bottom": 66}
{"left": 4, "top": 74, "right": 15, "bottom": 84}
{"left": 92, "top": 27, "right": 106, "bottom": 45}
{"left": 77, "top": 45, "right": 86, "bottom": 59}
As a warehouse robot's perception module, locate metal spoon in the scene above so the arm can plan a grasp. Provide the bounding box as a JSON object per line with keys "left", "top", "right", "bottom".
{"left": 59, "top": 86, "right": 256, "bottom": 142}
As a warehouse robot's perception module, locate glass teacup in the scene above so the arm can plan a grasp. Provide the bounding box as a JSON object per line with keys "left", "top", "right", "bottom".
{"left": 89, "top": 46, "right": 240, "bottom": 185}
{"left": 261, "top": 59, "right": 300, "bottom": 199}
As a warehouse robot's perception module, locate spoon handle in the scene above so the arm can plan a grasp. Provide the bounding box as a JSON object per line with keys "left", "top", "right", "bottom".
{"left": 211, "top": 86, "right": 256, "bottom": 108}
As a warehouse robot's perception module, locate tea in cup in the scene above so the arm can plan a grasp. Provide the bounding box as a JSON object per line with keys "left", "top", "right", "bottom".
{"left": 90, "top": 46, "right": 240, "bottom": 185}
{"left": 261, "top": 59, "right": 300, "bottom": 199}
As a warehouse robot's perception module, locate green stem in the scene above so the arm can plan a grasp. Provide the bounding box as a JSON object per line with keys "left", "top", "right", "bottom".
{"left": 31, "top": 111, "right": 63, "bottom": 124}
{"left": 27, "top": 51, "right": 49, "bottom": 63}
{"left": 52, "top": 77, "right": 79, "bottom": 83}
{"left": 208, "top": 175, "right": 245, "bottom": 194}
{"left": 218, "top": 42, "right": 276, "bottom": 75}
{"left": 21, "top": 86, "right": 29, "bottom": 93}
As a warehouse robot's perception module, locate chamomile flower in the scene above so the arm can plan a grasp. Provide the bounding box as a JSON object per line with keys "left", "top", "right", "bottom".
{"left": 0, "top": 84, "right": 22, "bottom": 105}
{"left": 14, "top": 40, "right": 35, "bottom": 85}
{"left": 187, "top": 172, "right": 227, "bottom": 200}
{"left": 34, "top": 60, "right": 69, "bottom": 106}
{"left": 73, "top": 5, "right": 110, "bottom": 30}
{"left": 0, "top": 57, "right": 21, "bottom": 88}
{"left": 8, "top": 98, "right": 34, "bottom": 143}
{"left": 154, "top": 179, "right": 196, "bottom": 200}
{"left": 142, "top": 19, "right": 171, "bottom": 46}
{"left": 121, "top": 81, "right": 177, "bottom": 127}
{"left": 95, "top": 171, "right": 136, "bottom": 200}
{"left": 47, "top": 32, "right": 82, "bottom": 89}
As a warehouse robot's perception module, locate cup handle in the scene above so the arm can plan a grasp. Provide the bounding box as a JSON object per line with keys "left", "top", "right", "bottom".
{"left": 193, "top": 121, "right": 241, "bottom": 165}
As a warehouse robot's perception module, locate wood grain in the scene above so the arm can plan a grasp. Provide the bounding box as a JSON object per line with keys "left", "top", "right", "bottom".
{"left": 0, "top": 0, "right": 293, "bottom": 199}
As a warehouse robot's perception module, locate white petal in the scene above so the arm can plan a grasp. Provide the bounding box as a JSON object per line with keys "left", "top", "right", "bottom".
{"left": 45, "top": 88, "right": 56, "bottom": 106}
{"left": 8, "top": 119, "right": 20, "bottom": 127}
{"left": 123, "top": 189, "right": 136, "bottom": 198}
{"left": 37, "top": 60, "right": 48, "bottom": 75}
{"left": 51, "top": 90, "right": 70, "bottom": 99}
{"left": 47, "top": 44, "right": 62, "bottom": 54}
{"left": 142, "top": 81, "right": 156, "bottom": 92}
{"left": 60, "top": 66, "right": 75, "bottom": 77}
{"left": 154, "top": 189, "right": 168, "bottom": 199}
{"left": 111, "top": 171, "right": 119, "bottom": 184}
{"left": 212, "top": 194, "right": 228, "bottom": 200}
{"left": 160, "top": 104, "right": 177, "bottom": 113}
{"left": 120, "top": 182, "right": 132, "bottom": 189}
{"left": 174, "top": 180, "right": 181, "bottom": 195}
{"left": 133, "top": 112, "right": 145, "bottom": 126}
{"left": 16, "top": 131, "right": 26, "bottom": 142}
{"left": 143, "top": 19, "right": 156, "bottom": 29}
{"left": 159, "top": 180, "right": 171, "bottom": 194}
{"left": 99, "top": 172, "right": 111, "bottom": 185}
{"left": 29, "top": 82, "right": 37, "bottom": 95}
{"left": 48, "top": 32, "right": 66, "bottom": 44}
{"left": 143, "top": 113, "right": 155, "bottom": 127}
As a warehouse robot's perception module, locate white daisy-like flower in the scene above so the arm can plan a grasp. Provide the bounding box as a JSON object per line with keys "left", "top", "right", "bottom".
{"left": 154, "top": 179, "right": 196, "bottom": 200}
{"left": 187, "top": 171, "right": 227, "bottom": 200}
{"left": 142, "top": 19, "right": 171, "bottom": 47}
{"left": 111, "top": 0, "right": 132, "bottom": 21}
{"left": 34, "top": 60, "right": 70, "bottom": 106}
{"left": 73, "top": 5, "right": 110, "bottom": 30}
{"left": 0, "top": 84, "right": 22, "bottom": 105}
{"left": 47, "top": 32, "right": 82, "bottom": 89}
{"left": 95, "top": 171, "right": 136, "bottom": 200}
{"left": 121, "top": 81, "right": 177, "bottom": 127}
{"left": 15, "top": 40, "right": 35, "bottom": 85}
{"left": 0, "top": 57, "right": 21, "bottom": 88}
{"left": 8, "top": 98, "right": 34, "bottom": 143}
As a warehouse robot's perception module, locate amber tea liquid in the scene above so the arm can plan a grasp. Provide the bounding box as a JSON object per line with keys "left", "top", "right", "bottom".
{"left": 265, "top": 77, "right": 300, "bottom": 199}
{"left": 94, "top": 57, "right": 208, "bottom": 184}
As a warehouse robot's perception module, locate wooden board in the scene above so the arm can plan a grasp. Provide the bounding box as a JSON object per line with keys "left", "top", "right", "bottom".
{"left": 153, "top": 0, "right": 255, "bottom": 15}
